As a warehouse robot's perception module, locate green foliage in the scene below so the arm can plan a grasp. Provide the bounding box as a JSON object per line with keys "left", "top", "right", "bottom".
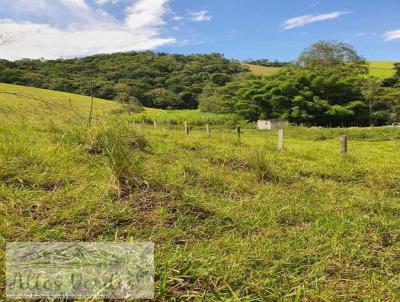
{"left": 361, "top": 77, "right": 383, "bottom": 125}
{"left": 202, "top": 42, "right": 400, "bottom": 127}
{"left": 395, "top": 62, "right": 400, "bottom": 78}
{"left": 216, "top": 71, "right": 369, "bottom": 126}
{"left": 0, "top": 52, "right": 245, "bottom": 110}
{"left": 297, "top": 41, "right": 368, "bottom": 77}
{"left": 242, "top": 58, "right": 289, "bottom": 67}
{"left": 379, "top": 88, "right": 400, "bottom": 123}
{"left": 113, "top": 83, "right": 144, "bottom": 114}
{"left": 198, "top": 81, "right": 244, "bottom": 113}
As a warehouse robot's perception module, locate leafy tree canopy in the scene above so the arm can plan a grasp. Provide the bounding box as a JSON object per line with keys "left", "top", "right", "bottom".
{"left": 0, "top": 51, "right": 245, "bottom": 109}
{"left": 199, "top": 41, "right": 400, "bottom": 127}
{"left": 297, "top": 41, "right": 368, "bottom": 77}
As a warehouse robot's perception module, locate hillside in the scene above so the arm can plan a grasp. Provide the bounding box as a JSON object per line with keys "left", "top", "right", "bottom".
{"left": 0, "top": 83, "right": 121, "bottom": 125}
{"left": 1, "top": 85, "right": 400, "bottom": 300}
{"left": 0, "top": 52, "right": 244, "bottom": 109}
{"left": 369, "top": 61, "right": 396, "bottom": 79}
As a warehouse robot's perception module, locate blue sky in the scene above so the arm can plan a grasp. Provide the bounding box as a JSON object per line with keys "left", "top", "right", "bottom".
{"left": 0, "top": 0, "right": 399, "bottom": 61}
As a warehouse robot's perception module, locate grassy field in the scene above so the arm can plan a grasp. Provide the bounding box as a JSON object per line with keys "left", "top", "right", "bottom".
{"left": 245, "top": 62, "right": 398, "bottom": 79}
{"left": 243, "top": 64, "right": 282, "bottom": 76}
{"left": 125, "top": 108, "right": 242, "bottom": 127}
{"left": 368, "top": 61, "right": 396, "bottom": 79}
{"left": 0, "top": 83, "right": 121, "bottom": 126}
{"left": 1, "top": 85, "right": 400, "bottom": 300}
{"left": 0, "top": 83, "right": 241, "bottom": 127}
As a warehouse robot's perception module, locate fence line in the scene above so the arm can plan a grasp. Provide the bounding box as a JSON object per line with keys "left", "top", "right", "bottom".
{"left": 133, "top": 120, "right": 353, "bottom": 155}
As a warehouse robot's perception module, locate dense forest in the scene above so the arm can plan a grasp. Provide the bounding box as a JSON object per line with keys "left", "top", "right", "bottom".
{"left": 0, "top": 52, "right": 245, "bottom": 109}
{"left": 0, "top": 42, "right": 399, "bottom": 126}
{"left": 200, "top": 42, "right": 400, "bottom": 126}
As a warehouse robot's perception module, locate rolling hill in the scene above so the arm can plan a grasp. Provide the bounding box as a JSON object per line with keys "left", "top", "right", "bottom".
{"left": 0, "top": 83, "right": 121, "bottom": 125}
{"left": 0, "top": 83, "right": 238, "bottom": 127}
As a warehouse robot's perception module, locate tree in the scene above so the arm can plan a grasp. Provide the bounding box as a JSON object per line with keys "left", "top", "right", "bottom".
{"left": 114, "top": 83, "right": 143, "bottom": 115}
{"left": 203, "top": 40, "right": 375, "bottom": 126}
{"left": 378, "top": 88, "right": 400, "bottom": 124}
{"left": 148, "top": 88, "right": 182, "bottom": 109}
{"left": 125, "top": 96, "right": 144, "bottom": 114}
{"left": 114, "top": 83, "right": 132, "bottom": 104}
{"left": 297, "top": 41, "right": 368, "bottom": 76}
{"left": 394, "top": 63, "right": 400, "bottom": 78}
{"left": 361, "top": 77, "right": 382, "bottom": 126}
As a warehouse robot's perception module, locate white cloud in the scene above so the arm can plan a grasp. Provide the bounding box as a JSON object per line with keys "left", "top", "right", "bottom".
{"left": 0, "top": 20, "right": 175, "bottom": 59}
{"left": 173, "top": 16, "right": 184, "bottom": 21}
{"left": 60, "top": 0, "right": 89, "bottom": 9}
{"left": 383, "top": 29, "right": 400, "bottom": 41}
{"left": 125, "top": 0, "right": 169, "bottom": 31}
{"left": 95, "top": 0, "right": 119, "bottom": 5}
{"left": 171, "top": 10, "right": 212, "bottom": 23}
{"left": 282, "top": 11, "right": 348, "bottom": 30}
{"left": 189, "top": 10, "right": 212, "bottom": 22}
{"left": 0, "top": 0, "right": 175, "bottom": 60}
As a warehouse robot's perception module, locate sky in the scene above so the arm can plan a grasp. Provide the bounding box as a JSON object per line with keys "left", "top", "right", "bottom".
{"left": 0, "top": 0, "right": 399, "bottom": 61}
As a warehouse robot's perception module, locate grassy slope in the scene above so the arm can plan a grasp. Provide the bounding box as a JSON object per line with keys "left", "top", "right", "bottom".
{"left": 1, "top": 85, "right": 400, "bottom": 300}
{"left": 245, "top": 62, "right": 398, "bottom": 79}
{"left": 244, "top": 63, "right": 282, "bottom": 75}
{"left": 0, "top": 83, "right": 121, "bottom": 125}
{"left": 369, "top": 61, "right": 396, "bottom": 79}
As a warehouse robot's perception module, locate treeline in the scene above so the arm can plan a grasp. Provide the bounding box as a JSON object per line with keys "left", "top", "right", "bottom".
{"left": 1, "top": 43, "right": 400, "bottom": 127}
{"left": 0, "top": 51, "right": 245, "bottom": 109}
{"left": 200, "top": 42, "right": 400, "bottom": 127}
{"left": 242, "top": 59, "right": 289, "bottom": 67}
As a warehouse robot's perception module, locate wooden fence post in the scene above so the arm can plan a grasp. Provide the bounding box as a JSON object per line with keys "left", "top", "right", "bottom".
{"left": 236, "top": 126, "right": 241, "bottom": 142}
{"left": 277, "top": 128, "right": 284, "bottom": 151}
{"left": 153, "top": 120, "right": 157, "bottom": 129}
{"left": 340, "top": 135, "right": 348, "bottom": 154}
{"left": 184, "top": 121, "right": 189, "bottom": 135}
{"left": 206, "top": 123, "right": 210, "bottom": 137}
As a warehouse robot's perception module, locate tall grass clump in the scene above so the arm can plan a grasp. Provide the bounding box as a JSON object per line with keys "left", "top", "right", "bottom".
{"left": 64, "top": 122, "right": 149, "bottom": 197}
{"left": 97, "top": 128, "right": 146, "bottom": 197}
{"left": 249, "top": 150, "right": 276, "bottom": 183}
